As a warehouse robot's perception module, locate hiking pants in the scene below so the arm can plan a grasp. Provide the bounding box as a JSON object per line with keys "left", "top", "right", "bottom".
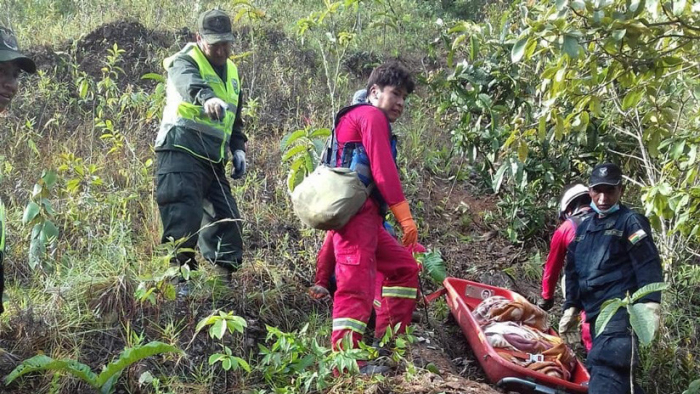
{"left": 156, "top": 150, "right": 243, "bottom": 271}
{"left": 587, "top": 312, "right": 645, "bottom": 394}
{"left": 331, "top": 199, "right": 419, "bottom": 349}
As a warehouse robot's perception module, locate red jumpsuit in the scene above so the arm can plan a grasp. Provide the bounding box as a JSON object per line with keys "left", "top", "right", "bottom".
{"left": 542, "top": 219, "right": 592, "bottom": 351}
{"left": 329, "top": 105, "right": 420, "bottom": 350}
{"left": 315, "top": 231, "right": 425, "bottom": 315}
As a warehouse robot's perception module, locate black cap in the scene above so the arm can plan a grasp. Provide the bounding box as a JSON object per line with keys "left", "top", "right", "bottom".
{"left": 197, "top": 9, "right": 234, "bottom": 44}
{"left": 0, "top": 27, "right": 36, "bottom": 74}
{"left": 590, "top": 163, "right": 623, "bottom": 187}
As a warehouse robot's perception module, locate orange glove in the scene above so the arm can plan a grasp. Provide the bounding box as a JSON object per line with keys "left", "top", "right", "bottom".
{"left": 390, "top": 200, "right": 418, "bottom": 247}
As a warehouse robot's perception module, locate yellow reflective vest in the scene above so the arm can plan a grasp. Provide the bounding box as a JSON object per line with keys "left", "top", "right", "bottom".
{"left": 156, "top": 43, "right": 241, "bottom": 163}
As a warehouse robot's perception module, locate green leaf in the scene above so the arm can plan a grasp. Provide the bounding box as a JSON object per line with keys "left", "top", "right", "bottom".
{"left": 538, "top": 117, "right": 547, "bottom": 140}
{"left": 595, "top": 299, "right": 623, "bottom": 336}
{"left": 673, "top": 0, "right": 686, "bottom": 16}
{"left": 563, "top": 35, "right": 580, "bottom": 59}
{"left": 628, "top": 0, "right": 645, "bottom": 16}
{"left": 211, "top": 320, "right": 226, "bottom": 340}
{"left": 100, "top": 374, "right": 121, "bottom": 394}
{"left": 415, "top": 250, "right": 447, "bottom": 285}
{"left": 234, "top": 356, "right": 251, "bottom": 372}
{"left": 304, "top": 152, "right": 314, "bottom": 174}
{"left": 425, "top": 362, "right": 440, "bottom": 374}
{"left": 41, "top": 170, "right": 58, "bottom": 188}
{"left": 492, "top": 164, "right": 508, "bottom": 193}
{"left": 469, "top": 35, "right": 479, "bottom": 61}
{"left": 646, "top": 0, "right": 659, "bottom": 13}
{"left": 622, "top": 89, "right": 643, "bottom": 110}
{"left": 282, "top": 145, "right": 308, "bottom": 161}
{"left": 22, "top": 202, "right": 41, "bottom": 225}
{"left": 209, "top": 353, "right": 225, "bottom": 365}
{"left": 281, "top": 129, "right": 307, "bottom": 151}
{"left": 94, "top": 342, "right": 181, "bottom": 387}
{"left": 631, "top": 282, "right": 668, "bottom": 302}
{"left": 556, "top": 0, "right": 569, "bottom": 10}
{"left": 612, "top": 29, "right": 626, "bottom": 41}
{"left": 195, "top": 314, "right": 217, "bottom": 333}
{"left": 511, "top": 36, "right": 529, "bottom": 63}
{"left": 309, "top": 128, "right": 331, "bottom": 138}
{"left": 629, "top": 303, "right": 656, "bottom": 345}
{"left": 4, "top": 355, "right": 97, "bottom": 386}
{"left": 571, "top": 0, "right": 585, "bottom": 10}
{"left": 141, "top": 73, "right": 165, "bottom": 83}
{"left": 683, "top": 379, "right": 700, "bottom": 394}
{"left": 41, "top": 221, "right": 59, "bottom": 242}
{"left": 517, "top": 141, "right": 529, "bottom": 162}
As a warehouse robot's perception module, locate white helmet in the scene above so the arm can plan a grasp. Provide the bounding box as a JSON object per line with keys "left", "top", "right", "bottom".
{"left": 559, "top": 184, "right": 589, "bottom": 214}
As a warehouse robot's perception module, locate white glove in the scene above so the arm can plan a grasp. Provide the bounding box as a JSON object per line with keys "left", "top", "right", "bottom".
{"left": 642, "top": 302, "right": 661, "bottom": 335}
{"left": 203, "top": 97, "right": 227, "bottom": 121}
{"left": 558, "top": 307, "right": 581, "bottom": 346}
{"left": 232, "top": 150, "right": 246, "bottom": 179}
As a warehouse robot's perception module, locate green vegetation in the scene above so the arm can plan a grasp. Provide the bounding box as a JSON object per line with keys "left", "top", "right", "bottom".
{"left": 1, "top": 0, "right": 698, "bottom": 393}
{"left": 4, "top": 341, "right": 182, "bottom": 393}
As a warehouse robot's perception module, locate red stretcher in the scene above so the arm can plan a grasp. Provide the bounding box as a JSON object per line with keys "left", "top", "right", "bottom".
{"left": 425, "top": 277, "right": 590, "bottom": 394}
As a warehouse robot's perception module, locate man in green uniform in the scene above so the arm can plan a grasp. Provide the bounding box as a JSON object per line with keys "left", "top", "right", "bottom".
{"left": 0, "top": 25, "right": 37, "bottom": 313}
{"left": 155, "top": 9, "right": 247, "bottom": 287}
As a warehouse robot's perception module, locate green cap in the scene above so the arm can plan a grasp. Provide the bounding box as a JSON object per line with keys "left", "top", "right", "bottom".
{"left": 0, "top": 27, "right": 36, "bottom": 74}
{"left": 197, "top": 9, "right": 234, "bottom": 44}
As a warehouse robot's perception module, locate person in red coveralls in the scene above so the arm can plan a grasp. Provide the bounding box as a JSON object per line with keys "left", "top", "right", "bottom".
{"left": 325, "top": 62, "right": 420, "bottom": 374}
{"left": 538, "top": 184, "right": 593, "bottom": 351}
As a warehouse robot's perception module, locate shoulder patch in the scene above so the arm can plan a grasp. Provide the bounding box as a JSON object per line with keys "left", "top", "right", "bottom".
{"left": 628, "top": 229, "right": 648, "bottom": 245}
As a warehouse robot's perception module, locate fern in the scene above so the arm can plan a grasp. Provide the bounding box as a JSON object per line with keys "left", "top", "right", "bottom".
{"left": 4, "top": 355, "right": 98, "bottom": 386}
{"left": 4, "top": 342, "right": 181, "bottom": 394}
{"left": 95, "top": 341, "right": 182, "bottom": 392}
{"left": 416, "top": 249, "right": 447, "bottom": 285}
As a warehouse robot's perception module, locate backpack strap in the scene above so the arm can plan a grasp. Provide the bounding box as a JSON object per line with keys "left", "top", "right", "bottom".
{"left": 322, "top": 103, "right": 373, "bottom": 168}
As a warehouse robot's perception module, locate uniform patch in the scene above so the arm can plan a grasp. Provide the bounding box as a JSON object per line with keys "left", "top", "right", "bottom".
{"left": 605, "top": 229, "right": 624, "bottom": 237}
{"left": 628, "top": 229, "right": 647, "bottom": 245}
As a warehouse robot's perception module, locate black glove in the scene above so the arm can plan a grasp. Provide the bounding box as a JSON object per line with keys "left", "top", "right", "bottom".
{"left": 232, "top": 150, "right": 246, "bottom": 179}
{"left": 537, "top": 297, "right": 554, "bottom": 311}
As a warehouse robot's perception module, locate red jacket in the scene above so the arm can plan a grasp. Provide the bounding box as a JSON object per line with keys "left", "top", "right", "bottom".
{"left": 541, "top": 219, "right": 577, "bottom": 300}
{"left": 335, "top": 105, "right": 405, "bottom": 207}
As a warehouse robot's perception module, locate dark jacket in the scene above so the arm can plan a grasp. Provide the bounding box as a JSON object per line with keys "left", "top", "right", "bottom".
{"left": 564, "top": 205, "right": 663, "bottom": 321}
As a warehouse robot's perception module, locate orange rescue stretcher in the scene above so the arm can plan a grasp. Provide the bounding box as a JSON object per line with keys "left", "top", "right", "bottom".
{"left": 425, "top": 277, "right": 590, "bottom": 394}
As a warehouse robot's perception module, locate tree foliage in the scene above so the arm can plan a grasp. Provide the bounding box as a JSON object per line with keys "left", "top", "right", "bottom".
{"left": 436, "top": 0, "right": 700, "bottom": 254}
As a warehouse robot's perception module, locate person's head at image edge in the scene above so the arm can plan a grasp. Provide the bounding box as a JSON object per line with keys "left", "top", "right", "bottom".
{"left": 196, "top": 9, "right": 234, "bottom": 67}
{"left": 0, "top": 26, "right": 36, "bottom": 112}
{"left": 366, "top": 61, "right": 415, "bottom": 123}
{"left": 588, "top": 162, "right": 625, "bottom": 216}
{"left": 558, "top": 183, "right": 591, "bottom": 221}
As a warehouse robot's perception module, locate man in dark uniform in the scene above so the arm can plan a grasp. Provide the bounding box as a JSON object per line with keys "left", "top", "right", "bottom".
{"left": 0, "top": 25, "right": 37, "bottom": 313}
{"left": 559, "top": 163, "right": 663, "bottom": 394}
{"left": 155, "top": 9, "right": 247, "bottom": 288}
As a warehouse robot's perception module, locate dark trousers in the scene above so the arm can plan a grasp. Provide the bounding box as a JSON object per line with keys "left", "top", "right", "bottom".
{"left": 156, "top": 150, "right": 243, "bottom": 271}
{"left": 587, "top": 311, "right": 645, "bottom": 394}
